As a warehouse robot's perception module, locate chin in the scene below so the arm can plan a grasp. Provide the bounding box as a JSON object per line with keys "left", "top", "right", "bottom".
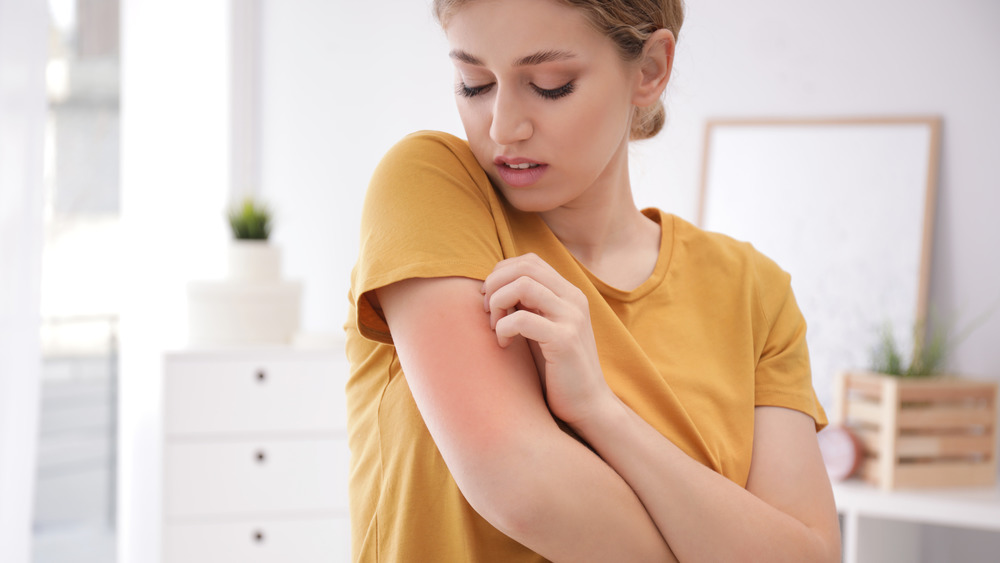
{"left": 492, "top": 184, "right": 563, "bottom": 214}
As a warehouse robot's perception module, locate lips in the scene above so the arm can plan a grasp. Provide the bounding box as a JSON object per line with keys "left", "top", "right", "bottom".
{"left": 494, "top": 156, "right": 548, "bottom": 188}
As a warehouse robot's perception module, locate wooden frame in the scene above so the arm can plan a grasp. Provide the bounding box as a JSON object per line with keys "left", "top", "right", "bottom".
{"left": 698, "top": 117, "right": 941, "bottom": 407}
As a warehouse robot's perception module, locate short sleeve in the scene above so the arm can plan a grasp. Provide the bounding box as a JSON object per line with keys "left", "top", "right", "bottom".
{"left": 351, "top": 131, "right": 505, "bottom": 344}
{"left": 751, "top": 251, "right": 828, "bottom": 431}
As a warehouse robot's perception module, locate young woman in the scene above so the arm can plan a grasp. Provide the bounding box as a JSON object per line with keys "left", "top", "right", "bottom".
{"left": 344, "top": 0, "right": 841, "bottom": 561}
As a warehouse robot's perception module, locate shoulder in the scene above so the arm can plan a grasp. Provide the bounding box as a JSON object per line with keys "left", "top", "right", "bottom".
{"left": 362, "top": 131, "right": 497, "bottom": 220}
{"left": 367, "top": 130, "right": 492, "bottom": 202}
{"left": 667, "top": 214, "right": 794, "bottom": 325}
{"left": 377, "top": 130, "right": 481, "bottom": 177}
{"left": 669, "top": 214, "right": 789, "bottom": 285}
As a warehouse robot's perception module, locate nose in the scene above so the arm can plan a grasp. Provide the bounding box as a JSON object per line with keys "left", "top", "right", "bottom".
{"left": 489, "top": 86, "right": 532, "bottom": 146}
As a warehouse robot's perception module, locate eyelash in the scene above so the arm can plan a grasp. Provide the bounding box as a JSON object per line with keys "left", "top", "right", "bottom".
{"left": 456, "top": 81, "right": 576, "bottom": 100}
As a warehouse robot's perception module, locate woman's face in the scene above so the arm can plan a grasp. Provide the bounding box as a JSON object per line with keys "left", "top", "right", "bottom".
{"left": 444, "top": 0, "right": 640, "bottom": 213}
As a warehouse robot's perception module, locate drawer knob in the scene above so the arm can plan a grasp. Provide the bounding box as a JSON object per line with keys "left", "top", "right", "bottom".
{"left": 252, "top": 529, "right": 265, "bottom": 544}
{"left": 255, "top": 369, "right": 267, "bottom": 383}
{"left": 255, "top": 450, "right": 267, "bottom": 463}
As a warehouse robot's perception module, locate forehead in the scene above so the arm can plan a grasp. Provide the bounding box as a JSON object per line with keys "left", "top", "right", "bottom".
{"left": 443, "top": 0, "right": 611, "bottom": 66}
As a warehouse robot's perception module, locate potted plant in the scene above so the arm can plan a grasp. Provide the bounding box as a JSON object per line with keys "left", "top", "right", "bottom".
{"left": 832, "top": 320, "right": 998, "bottom": 489}
{"left": 868, "top": 321, "right": 948, "bottom": 378}
{"left": 226, "top": 197, "right": 280, "bottom": 282}
{"left": 187, "top": 196, "right": 302, "bottom": 347}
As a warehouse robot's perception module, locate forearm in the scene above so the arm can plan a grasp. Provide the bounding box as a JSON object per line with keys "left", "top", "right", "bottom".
{"left": 457, "top": 413, "right": 677, "bottom": 562}
{"left": 575, "top": 399, "right": 839, "bottom": 563}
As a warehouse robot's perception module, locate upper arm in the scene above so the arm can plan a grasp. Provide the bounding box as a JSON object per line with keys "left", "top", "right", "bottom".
{"left": 746, "top": 406, "right": 841, "bottom": 559}
{"left": 375, "top": 276, "right": 558, "bottom": 507}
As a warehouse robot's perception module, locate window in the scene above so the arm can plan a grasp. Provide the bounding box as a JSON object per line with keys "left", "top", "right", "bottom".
{"left": 35, "top": 1, "right": 120, "bottom": 561}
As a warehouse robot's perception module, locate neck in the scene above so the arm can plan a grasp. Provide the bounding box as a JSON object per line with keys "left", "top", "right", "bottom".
{"left": 538, "top": 148, "right": 659, "bottom": 278}
{"left": 541, "top": 188, "right": 648, "bottom": 263}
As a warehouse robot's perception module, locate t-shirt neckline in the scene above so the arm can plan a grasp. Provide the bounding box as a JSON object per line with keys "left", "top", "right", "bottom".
{"left": 572, "top": 208, "right": 674, "bottom": 303}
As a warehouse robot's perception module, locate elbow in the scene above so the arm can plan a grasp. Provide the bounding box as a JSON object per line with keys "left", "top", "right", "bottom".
{"left": 453, "top": 457, "right": 547, "bottom": 539}
{"left": 811, "top": 512, "right": 843, "bottom": 563}
{"left": 445, "top": 439, "right": 552, "bottom": 541}
{"left": 791, "top": 525, "right": 841, "bottom": 563}
{"left": 481, "top": 488, "right": 548, "bottom": 541}
{"left": 781, "top": 524, "right": 841, "bottom": 563}
{"left": 821, "top": 530, "right": 842, "bottom": 563}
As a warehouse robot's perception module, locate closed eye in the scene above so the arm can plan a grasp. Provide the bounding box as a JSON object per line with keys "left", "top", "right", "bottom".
{"left": 457, "top": 81, "right": 576, "bottom": 100}
{"left": 456, "top": 82, "right": 495, "bottom": 98}
{"left": 532, "top": 81, "right": 575, "bottom": 100}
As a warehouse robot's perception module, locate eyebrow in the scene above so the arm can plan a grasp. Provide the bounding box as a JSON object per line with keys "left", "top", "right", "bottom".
{"left": 449, "top": 49, "right": 577, "bottom": 67}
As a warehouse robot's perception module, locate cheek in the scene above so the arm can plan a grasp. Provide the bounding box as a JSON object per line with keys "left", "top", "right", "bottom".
{"left": 561, "top": 87, "right": 631, "bottom": 152}
{"left": 457, "top": 102, "right": 492, "bottom": 141}
{"left": 456, "top": 103, "right": 499, "bottom": 173}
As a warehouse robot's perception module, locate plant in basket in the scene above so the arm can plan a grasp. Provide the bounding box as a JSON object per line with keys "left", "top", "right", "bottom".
{"left": 830, "top": 318, "right": 998, "bottom": 490}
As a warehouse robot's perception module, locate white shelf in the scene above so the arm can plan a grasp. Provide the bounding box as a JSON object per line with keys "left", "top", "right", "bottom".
{"left": 833, "top": 479, "right": 1000, "bottom": 563}
{"left": 833, "top": 479, "right": 1000, "bottom": 532}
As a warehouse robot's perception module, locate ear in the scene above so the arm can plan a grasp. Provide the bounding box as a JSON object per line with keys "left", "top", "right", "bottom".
{"left": 632, "top": 28, "right": 675, "bottom": 107}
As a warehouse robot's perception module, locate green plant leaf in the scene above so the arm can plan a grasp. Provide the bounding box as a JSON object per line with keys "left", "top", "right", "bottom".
{"left": 869, "top": 308, "right": 990, "bottom": 378}
{"left": 227, "top": 197, "right": 272, "bottom": 240}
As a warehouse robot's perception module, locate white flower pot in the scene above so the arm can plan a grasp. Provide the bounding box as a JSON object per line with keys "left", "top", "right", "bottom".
{"left": 228, "top": 240, "right": 281, "bottom": 282}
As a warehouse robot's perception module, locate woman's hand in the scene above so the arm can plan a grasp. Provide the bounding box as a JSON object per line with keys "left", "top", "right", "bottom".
{"left": 482, "top": 253, "right": 613, "bottom": 426}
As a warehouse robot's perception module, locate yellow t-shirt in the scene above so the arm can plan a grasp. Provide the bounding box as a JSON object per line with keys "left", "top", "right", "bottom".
{"left": 344, "top": 130, "right": 827, "bottom": 562}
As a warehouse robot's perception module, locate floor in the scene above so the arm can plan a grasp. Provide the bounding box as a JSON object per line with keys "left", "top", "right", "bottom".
{"left": 33, "top": 523, "right": 115, "bottom": 563}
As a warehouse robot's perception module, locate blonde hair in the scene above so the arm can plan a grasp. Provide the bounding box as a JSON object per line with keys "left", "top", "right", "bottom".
{"left": 433, "top": 0, "right": 684, "bottom": 140}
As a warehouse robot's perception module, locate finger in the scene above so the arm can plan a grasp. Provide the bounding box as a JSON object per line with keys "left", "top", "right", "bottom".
{"left": 494, "top": 309, "right": 555, "bottom": 348}
{"left": 484, "top": 253, "right": 578, "bottom": 302}
{"left": 486, "top": 254, "right": 552, "bottom": 288}
{"left": 488, "top": 276, "right": 560, "bottom": 329}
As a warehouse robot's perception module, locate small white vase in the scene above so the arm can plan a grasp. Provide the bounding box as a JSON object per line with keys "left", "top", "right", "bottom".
{"left": 228, "top": 239, "right": 281, "bottom": 282}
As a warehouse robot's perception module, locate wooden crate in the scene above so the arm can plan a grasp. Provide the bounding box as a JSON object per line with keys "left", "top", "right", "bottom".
{"left": 833, "top": 370, "right": 998, "bottom": 490}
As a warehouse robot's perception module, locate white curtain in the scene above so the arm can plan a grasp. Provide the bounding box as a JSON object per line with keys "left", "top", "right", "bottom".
{"left": 0, "top": 0, "right": 47, "bottom": 562}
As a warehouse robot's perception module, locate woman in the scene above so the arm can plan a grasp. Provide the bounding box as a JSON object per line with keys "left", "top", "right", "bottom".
{"left": 344, "top": 0, "right": 841, "bottom": 561}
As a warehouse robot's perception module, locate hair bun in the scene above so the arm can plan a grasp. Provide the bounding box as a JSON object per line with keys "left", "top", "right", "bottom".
{"left": 631, "top": 100, "right": 666, "bottom": 141}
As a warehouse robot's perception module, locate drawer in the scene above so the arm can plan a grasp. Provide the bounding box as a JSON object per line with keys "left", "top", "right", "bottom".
{"left": 164, "top": 438, "right": 349, "bottom": 518}
{"left": 164, "top": 355, "right": 348, "bottom": 435}
{"left": 164, "top": 516, "right": 350, "bottom": 563}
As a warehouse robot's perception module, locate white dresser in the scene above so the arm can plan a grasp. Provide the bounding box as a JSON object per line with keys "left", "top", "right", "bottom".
{"left": 162, "top": 347, "right": 351, "bottom": 562}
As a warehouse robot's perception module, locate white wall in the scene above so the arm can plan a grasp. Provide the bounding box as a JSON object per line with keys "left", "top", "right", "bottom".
{"left": 119, "top": 1, "right": 231, "bottom": 561}
{"left": 259, "top": 0, "right": 1000, "bottom": 383}
{"left": 0, "top": 0, "right": 47, "bottom": 561}
{"left": 259, "top": 0, "right": 462, "bottom": 335}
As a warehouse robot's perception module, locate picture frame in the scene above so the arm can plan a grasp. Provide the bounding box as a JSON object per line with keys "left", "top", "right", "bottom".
{"left": 698, "top": 117, "right": 941, "bottom": 408}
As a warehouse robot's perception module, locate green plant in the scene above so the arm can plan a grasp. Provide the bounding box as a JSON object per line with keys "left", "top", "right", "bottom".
{"left": 870, "top": 320, "right": 948, "bottom": 377}
{"left": 870, "top": 303, "right": 996, "bottom": 377}
{"left": 227, "top": 197, "right": 272, "bottom": 240}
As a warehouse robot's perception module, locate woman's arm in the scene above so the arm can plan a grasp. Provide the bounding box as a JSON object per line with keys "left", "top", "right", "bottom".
{"left": 377, "top": 276, "right": 676, "bottom": 562}
{"left": 483, "top": 253, "right": 841, "bottom": 563}
{"left": 576, "top": 401, "right": 841, "bottom": 563}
